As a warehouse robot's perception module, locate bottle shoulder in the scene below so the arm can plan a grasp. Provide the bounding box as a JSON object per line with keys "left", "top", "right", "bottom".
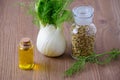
{"left": 71, "top": 23, "right": 97, "bottom": 35}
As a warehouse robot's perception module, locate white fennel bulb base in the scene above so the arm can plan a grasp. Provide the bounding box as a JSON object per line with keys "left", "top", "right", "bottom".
{"left": 37, "top": 24, "right": 66, "bottom": 57}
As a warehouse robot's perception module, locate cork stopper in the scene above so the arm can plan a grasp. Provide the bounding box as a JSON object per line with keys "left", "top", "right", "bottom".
{"left": 20, "top": 38, "right": 32, "bottom": 49}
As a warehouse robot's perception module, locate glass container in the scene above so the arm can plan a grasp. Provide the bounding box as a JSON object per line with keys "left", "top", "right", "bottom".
{"left": 71, "top": 6, "right": 97, "bottom": 59}
{"left": 18, "top": 38, "right": 34, "bottom": 70}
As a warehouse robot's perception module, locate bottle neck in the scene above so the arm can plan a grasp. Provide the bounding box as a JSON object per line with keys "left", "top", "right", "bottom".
{"left": 74, "top": 16, "right": 93, "bottom": 26}
{"left": 20, "top": 38, "right": 32, "bottom": 49}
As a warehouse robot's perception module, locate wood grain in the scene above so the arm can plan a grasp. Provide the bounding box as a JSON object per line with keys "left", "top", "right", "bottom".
{"left": 0, "top": 0, "right": 120, "bottom": 80}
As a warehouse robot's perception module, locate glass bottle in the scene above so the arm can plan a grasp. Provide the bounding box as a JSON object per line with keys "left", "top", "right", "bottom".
{"left": 18, "top": 38, "right": 34, "bottom": 70}
{"left": 71, "top": 6, "right": 97, "bottom": 59}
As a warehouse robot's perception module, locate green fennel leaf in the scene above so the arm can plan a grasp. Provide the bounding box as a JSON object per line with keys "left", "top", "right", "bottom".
{"left": 33, "top": 0, "right": 73, "bottom": 27}
{"left": 65, "top": 49, "right": 120, "bottom": 76}
{"left": 65, "top": 56, "right": 86, "bottom": 76}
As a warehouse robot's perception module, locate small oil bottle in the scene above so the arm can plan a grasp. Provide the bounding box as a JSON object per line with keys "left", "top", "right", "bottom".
{"left": 18, "top": 38, "right": 34, "bottom": 70}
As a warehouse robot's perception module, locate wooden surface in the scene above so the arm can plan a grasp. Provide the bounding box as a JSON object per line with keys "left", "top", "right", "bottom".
{"left": 0, "top": 0, "right": 120, "bottom": 80}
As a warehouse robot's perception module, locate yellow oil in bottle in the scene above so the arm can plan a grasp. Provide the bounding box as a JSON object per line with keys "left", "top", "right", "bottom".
{"left": 18, "top": 38, "right": 34, "bottom": 70}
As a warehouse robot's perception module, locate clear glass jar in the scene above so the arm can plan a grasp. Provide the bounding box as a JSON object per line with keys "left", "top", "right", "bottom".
{"left": 71, "top": 6, "right": 97, "bottom": 59}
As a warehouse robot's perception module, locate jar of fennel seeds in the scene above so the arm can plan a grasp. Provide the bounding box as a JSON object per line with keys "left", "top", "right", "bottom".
{"left": 71, "top": 6, "right": 97, "bottom": 59}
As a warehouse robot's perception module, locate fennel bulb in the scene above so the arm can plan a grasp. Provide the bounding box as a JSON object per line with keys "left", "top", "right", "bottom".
{"left": 30, "top": 0, "right": 73, "bottom": 57}
{"left": 37, "top": 24, "right": 66, "bottom": 57}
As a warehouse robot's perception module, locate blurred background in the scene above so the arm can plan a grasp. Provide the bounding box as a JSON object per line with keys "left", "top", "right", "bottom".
{"left": 0, "top": 0, "right": 120, "bottom": 80}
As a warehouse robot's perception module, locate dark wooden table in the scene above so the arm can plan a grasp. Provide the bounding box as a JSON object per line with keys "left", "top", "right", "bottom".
{"left": 0, "top": 0, "right": 120, "bottom": 80}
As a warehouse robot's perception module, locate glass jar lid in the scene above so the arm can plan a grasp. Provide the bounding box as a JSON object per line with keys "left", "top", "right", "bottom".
{"left": 72, "top": 6, "right": 94, "bottom": 25}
